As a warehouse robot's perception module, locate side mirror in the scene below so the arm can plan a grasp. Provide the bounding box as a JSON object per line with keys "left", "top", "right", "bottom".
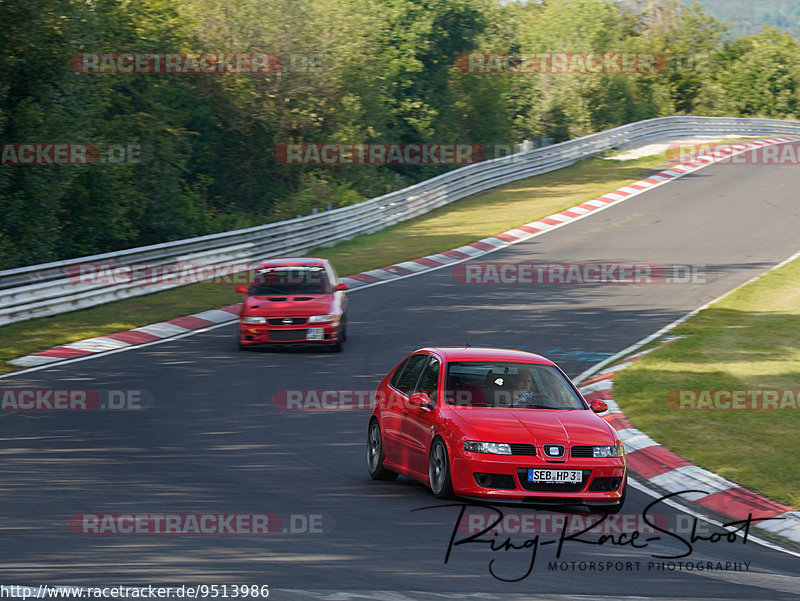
{"left": 335, "top": 282, "right": 348, "bottom": 292}
{"left": 408, "top": 392, "right": 433, "bottom": 409}
{"left": 590, "top": 399, "right": 608, "bottom": 414}
{"left": 235, "top": 285, "right": 248, "bottom": 294}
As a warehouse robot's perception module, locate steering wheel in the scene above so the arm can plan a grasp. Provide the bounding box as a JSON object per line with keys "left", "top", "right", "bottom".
{"left": 512, "top": 392, "right": 558, "bottom": 408}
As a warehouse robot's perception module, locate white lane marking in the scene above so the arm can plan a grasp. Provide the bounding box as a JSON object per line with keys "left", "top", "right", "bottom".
{"left": 502, "top": 229, "right": 536, "bottom": 240}
{"left": 565, "top": 206, "right": 590, "bottom": 215}
{"left": 357, "top": 268, "right": 398, "bottom": 281}
{"left": 585, "top": 198, "right": 610, "bottom": 207}
{"left": 477, "top": 237, "right": 507, "bottom": 247}
{"left": 391, "top": 260, "right": 431, "bottom": 272}
{"left": 133, "top": 322, "right": 190, "bottom": 338}
{"left": 448, "top": 246, "right": 484, "bottom": 257}
{"left": 61, "top": 336, "right": 130, "bottom": 352}
{"left": 648, "top": 465, "right": 739, "bottom": 502}
{"left": 424, "top": 253, "right": 461, "bottom": 264}
{"left": 577, "top": 379, "right": 613, "bottom": 394}
{"left": 7, "top": 355, "right": 63, "bottom": 367}
{"left": 617, "top": 427, "right": 660, "bottom": 452}
{"left": 193, "top": 309, "right": 242, "bottom": 323}
{"left": 758, "top": 511, "right": 800, "bottom": 540}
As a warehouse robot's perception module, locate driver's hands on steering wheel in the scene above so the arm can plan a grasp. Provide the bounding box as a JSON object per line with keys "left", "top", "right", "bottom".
{"left": 511, "top": 392, "right": 533, "bottom": 407}
{"left": 512, "top": 392, "right": 558, "bottom": 408}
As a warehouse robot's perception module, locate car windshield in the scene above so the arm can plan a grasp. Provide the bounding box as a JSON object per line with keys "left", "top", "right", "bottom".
{"left": 444, "top": 361, "right": 586, "bottom": 410}
{"left": 248, "top": 266, "right": 331, "bottom": 295}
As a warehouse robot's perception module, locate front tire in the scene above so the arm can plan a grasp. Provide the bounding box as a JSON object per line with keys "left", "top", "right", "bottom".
{"left": 429, "top": 438, "right": 455, "bottom": 499}
{"left": 367, "top": 420, "right": 398, "bottom": 481}
{"left": 329, "top": 319, "right": 345, "bottom": 352}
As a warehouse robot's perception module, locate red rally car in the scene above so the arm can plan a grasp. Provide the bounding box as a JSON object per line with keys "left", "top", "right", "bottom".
{"left": 236, "top": 258, "right": 348, "bottom": 351}
{"left": 367, "top": 347, "right": 626, "bottom": 511}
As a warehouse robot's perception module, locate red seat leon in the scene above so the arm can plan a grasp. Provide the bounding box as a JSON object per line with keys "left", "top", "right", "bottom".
{"left": 236, "top": 258, "right": 348, "bottom": 351}
{"left": 367, "top": 347, "right": 626, "bottom": 511}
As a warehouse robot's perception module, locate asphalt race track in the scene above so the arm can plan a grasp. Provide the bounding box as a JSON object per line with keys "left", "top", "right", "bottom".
{"left": 1, "top": 146, "right": 800, "bottom": 599}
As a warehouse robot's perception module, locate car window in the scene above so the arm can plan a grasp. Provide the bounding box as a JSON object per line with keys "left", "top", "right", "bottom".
{"left": 249, "top": 265, "right": 331, "bottom": 295}
{"left": 444, "top": 361, "right": 586, "bottom": 409}
{"left": 390, "top": 354, "right": 429, "bottom": 395}
{"left": 415, "top": 357, "right": 440, "bottom": 403}
{"left": 389, "top": 357, "right": 411, "bottom": 389}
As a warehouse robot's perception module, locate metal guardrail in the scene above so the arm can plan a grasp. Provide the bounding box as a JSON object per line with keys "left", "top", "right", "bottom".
{"left": 2, "top": 116, "right": 800, "bottom": 326}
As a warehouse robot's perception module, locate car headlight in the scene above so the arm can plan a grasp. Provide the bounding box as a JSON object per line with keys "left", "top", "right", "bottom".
{"left": 592, "top": 444, "right": 624, "bottom": 458}
{"left": 241, "top": 316, "right": 267, "bottom": 324}
{"left": 464, "top": 441, "right": 512, "bottom": 455}
{"left": 308, "top": 314, "right": 338, "bottom": 323}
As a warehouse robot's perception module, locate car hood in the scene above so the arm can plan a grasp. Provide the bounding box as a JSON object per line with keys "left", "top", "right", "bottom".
{"left": 450, "top": 408, "right": 618, "bottom": 446}
{"left": 242, "top": 295, "right": 334, "bottom": 317}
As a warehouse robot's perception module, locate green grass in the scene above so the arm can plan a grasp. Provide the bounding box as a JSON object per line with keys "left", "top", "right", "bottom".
{"left": 613, "top": 257, "right": 800, "bottom": 507}
{"left": 0, "top": 141, "right": 753, "bottom": 375}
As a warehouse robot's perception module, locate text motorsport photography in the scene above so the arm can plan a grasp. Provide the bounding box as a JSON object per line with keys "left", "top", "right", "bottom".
{"left": 414, "top": 493, "right": 776, "bottom": 582}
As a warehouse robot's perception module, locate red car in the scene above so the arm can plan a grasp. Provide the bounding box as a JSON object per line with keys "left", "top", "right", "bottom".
{"left": 367, "top": 347, "right": 626, "bottom": 511}
{"left": 236, "top": 258, "right": 348, "bottom": 351}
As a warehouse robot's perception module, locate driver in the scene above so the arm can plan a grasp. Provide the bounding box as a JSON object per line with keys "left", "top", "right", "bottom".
{"left": 509, "top": 369, "right": 534, "bottom": 406}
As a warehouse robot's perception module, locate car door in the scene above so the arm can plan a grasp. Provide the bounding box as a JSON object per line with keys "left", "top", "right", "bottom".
{"left": 380, "top": 353, "right": 429, "bottom": 465}
{"left": 398, "top": 356, "right": 441, "bottom": 475}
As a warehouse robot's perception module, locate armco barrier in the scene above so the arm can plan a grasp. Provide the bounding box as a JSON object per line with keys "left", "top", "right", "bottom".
{"left": 2, "top": 116, "right": 800, "bottom": 326}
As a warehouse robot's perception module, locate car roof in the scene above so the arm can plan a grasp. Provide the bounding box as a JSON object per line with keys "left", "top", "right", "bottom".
{"left": 415, "top": 346, "right": 556, "bottom": 366}
{"left": 255, "top": 257, "right": 328, "bottom": 268}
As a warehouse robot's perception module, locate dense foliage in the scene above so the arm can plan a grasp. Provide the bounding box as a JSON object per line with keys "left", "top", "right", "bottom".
{"left": 1, "top": 0, "right": 799, "bottom": 268}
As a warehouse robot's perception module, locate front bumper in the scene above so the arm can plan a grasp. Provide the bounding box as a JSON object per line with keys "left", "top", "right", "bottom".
{"left": 238, "top": 322, "right": 340, "bottom": 346}
{"left": 451, "top": 454, "right": 626, "bottom": 503}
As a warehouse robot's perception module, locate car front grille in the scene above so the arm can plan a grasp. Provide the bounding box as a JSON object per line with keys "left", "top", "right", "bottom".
{"left": 508, "top": 444, "right": 537, "bottom": 456}
{"left": 267, "top": 317, "right": 308, "bottom": 325}
{"left": 517, "top": 469, "right": 590, "bottom": 492}
{"left": 268, "top": 330, "right": 306, "bottom": 342}
{"left": 571, "top": 446, "right": 595, "bottom": 458}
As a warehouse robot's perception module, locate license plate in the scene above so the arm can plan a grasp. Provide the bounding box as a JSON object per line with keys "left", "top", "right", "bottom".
{"left": 306, "top": 327, "right": 325, "bottom": 341}
{"left": 528, "top": 469, "right": 583, "bottom": 483}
